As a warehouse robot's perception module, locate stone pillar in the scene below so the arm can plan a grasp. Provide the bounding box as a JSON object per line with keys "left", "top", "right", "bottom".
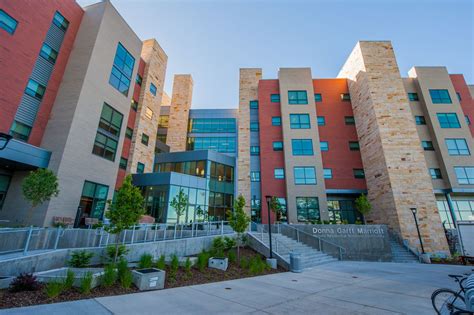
{"left": 166, "top": 75, "right": 193, "bottom": 152}
{"left": 338, "top": 41, "right": 449, "bottom": 254}
{"left": 129, "top": 39, "right": 167, "bottom": 173}
{"left": 238, "top": 69, "right": 262, "bottom": 214}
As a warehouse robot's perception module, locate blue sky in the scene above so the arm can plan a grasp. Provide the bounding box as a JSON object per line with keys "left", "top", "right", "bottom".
{"left": 77, "top": 0, "right": 473, "bottom": 109}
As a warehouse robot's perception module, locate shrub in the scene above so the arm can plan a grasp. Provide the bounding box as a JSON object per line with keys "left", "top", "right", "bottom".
{"left": 64, "top": 269, "right": 75, "bottom": 290}
{"left": 184, "top": 258, "right": 192, "bottom": 278}
{"left": 197, "top": 251, "right": 210, "bottom": 272}
{"left": 120, "top": 269, "right": 133, "bottom": 289}
{"left": 45, "top": 281, "right": 64, "bottom": 298}
{"left": 224, "top": 236, "right": 236, "bottom": 251}
{"left": 9, "top": 273, "right": 41, "bottom": 292}
{"left": 239, "top": 257, "right": 249, "bottom": 270}
{"left": 155, "top": 254, "right": 166, "bottom": 270}
{"left": 138, "top": 253, "right": 154, "bottom": 269}
{"left": 169, "top": 254, "right": 179, "bottom": 279}
{"left": 80, "top": 272, "right": 93, "bottom": 294}
{"left": 68, "top": 251, "right": 93, "bottom": 268}
{"left": 101, "top": 264, "right": 117, "bottom": 287}
{"left": 106, "top": 244, "right": 128, "bottom": 262}
{"left": 211, "top": 237, "right": 226, "bottom": 257}
{"left": 249, "top": 257, "right": 267, "bottom": 275}
{"left": 117, "top": 258, "right": 128, "bottom": 282}
{"left": 227, "top": 250, "right": 236, "bottom": 264}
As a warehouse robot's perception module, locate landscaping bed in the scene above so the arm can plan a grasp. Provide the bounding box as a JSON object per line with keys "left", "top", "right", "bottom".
{"left": 0, "top": 245, "right": 283, "bottom": 309}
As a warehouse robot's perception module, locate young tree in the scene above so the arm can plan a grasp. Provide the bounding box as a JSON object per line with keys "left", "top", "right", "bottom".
{"left": 22, "top": 168, "right": 59, "bottom": 224}
{"left": 226, "top": 194, "right": 250, "bottom": 262}
{"left": 170, "top": 189, "right": 188, "bottom": 224}
{"left": 105, "top": 175, "right": 144, "bottom": 262}
{"left": 269, "top": 196, "right": 283, "bottom": 223}
{"left": 355, "top": 194, "right": 371, "bottom": 224}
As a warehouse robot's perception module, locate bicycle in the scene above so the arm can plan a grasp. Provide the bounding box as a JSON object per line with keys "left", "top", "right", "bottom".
{"left": 432, "top": 272, "right": 474, "bottom": 315}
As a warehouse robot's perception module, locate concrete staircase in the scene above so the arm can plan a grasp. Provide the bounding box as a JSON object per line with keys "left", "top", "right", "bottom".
{"left": 390, "top": 239, "right": 420, "bottom": 263}
{"left": 251, "top": 232, "right": 338, "bottom": 269}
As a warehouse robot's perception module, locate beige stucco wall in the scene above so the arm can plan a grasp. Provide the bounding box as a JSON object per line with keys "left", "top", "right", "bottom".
{"left": 278, "top": 68, "right": 328, "bottom": 223}
{"left": 166, "top": 75, "right": 193, "bottom": 152}
{"left": 128, "top": 39, "right": 167, "bottom": 174}
{"left": 338, "top": 41, "right": 449, "bottom": 254}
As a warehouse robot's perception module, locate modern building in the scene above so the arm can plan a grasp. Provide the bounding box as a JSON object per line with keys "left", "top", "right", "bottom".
{"left": 0, "top": 2, "right": 472, "bottom": 257}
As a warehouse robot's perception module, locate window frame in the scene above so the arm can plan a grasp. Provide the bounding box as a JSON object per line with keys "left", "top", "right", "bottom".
{"left": 353, "top": 169, "right": 365, "bottom": 179}
{"left": 422, "top": 141, "right": 435, "bottom": 151}
{"left": 109, "top": 43, "right": 135, "bottom": 97}
{"left": 249, "top": 100, "right": 259, "bottom": 109}
{"left": 0, "top": 9, "right": 18, "bottom": 34}
{"left": 272, "top": 116, "right": 281, "bottom": 126}
{"left": 408, "top": 93, "right": 419, "bottom": 101}
{"left": 270, "top": 94, "right": 280, "bottom": 103}
{"left": 454, "top": 167, "right": 474, "bottom": 185}
{"left": 349, "top": 141, "right": 360, "bottom": 151}
{"left": 430, "top": 89, "right": 452, "bottom": 104}
{"left": 250, "top": 171, "right": 261, "bottom": 182}
{"left": 39, "top": 43, "right": 58, "bottom": 64}
{"left": 273, "top": 141, "right": 283, "bottom": 151}
{"left": 250, "top": 122, "right": 259, "bottom": 131}
{"left": 446, "top": 138, "right": 470, "bottom": 156}
{"left": 437, "top": 113, "right": 461, "bottom": 129}
{"left": 314, "top": 93, "right": 322, "bottom": 102}
{"left": 320, "top": 141, "right": 329, "bottom": 152}
{"left": 274, "top": 168, "right": 285, "bottom": 179}
{"left": 137, "top": 162, "right": 145, "bottom": 174}
{"left": 250, "top": 146, "right": 260, "bottom": 156}
{"left": 415, "top": 116, "right": 426, "bottom": 125}
{"left": 429, "top": 168, "right": 442, "bottom": 179}
{"left": 141, "top": 133, "right": 149, "bottom": 146}
{"left": 119, "top": 157, "right": 128, "bottom": 170}
{"left": 25, "top": 79, "right": 46, "bottom": 100}
{"left": 288, "top": 90, "right": 308, "bottom": 105}
{"left": 294, "top": 167, "right": 316, "bottom": 185}
{"left": 290, "top": 113, "right": 311, "bottom": 129}
{"left": 292, "top": 139, "right": 314, "bottom": 156}
{"left": 341, "top": 93, "right": 351, "bottom": 101}
{"left": 323, "top": 168, "right": 333, "bottom": 179}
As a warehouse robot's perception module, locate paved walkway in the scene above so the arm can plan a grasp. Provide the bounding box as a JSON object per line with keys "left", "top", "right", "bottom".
{"left": 1, "top": 261, "right": 471, "bottom": 314}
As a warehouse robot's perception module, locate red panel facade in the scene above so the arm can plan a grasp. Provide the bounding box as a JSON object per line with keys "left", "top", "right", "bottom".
{"left": 450, "top": 74, "right": 474, "bottom": 137}
{"left": 0, "top": 0, "right": 83, "bottom": 146}
{"left": 258, "top": 80, "right": 286, "bottom": 224}
{"left": 313, "top": 79, "right": 367, "bottom": 190}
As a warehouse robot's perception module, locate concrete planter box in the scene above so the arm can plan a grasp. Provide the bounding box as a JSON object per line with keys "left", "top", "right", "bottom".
{"left": 132, "top": 268, "right": 165, "bottom": 291}
{"left": 0, "top": 276, "right": 14, "bottom": 289}
{"left": 208, "top": 257, "right": 228, "bottom": 271}
{"left": 266, "top": 258, "right": 277, "bottom": 269}
{"left": 35, "top": 268, "right": 104, "bottom": 289}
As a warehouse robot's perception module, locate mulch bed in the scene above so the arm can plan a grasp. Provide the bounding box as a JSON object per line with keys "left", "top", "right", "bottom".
{"left": 0, "top": 247, "right": 284, "bottom": 309}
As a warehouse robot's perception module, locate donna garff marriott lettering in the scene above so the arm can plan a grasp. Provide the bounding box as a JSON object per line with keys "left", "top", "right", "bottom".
{"left": 312, "top": 226, "right": 385, "bottom": 237}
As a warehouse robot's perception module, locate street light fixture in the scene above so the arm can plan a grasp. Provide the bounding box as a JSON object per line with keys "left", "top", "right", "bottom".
{"left": 0, "top": 132, "right": 12, "bottom": 151}
{"left": 265, "top": 195, "right": 273, "bottom": 259}
{"left": 410, "top": 207, "right": 425, "bottom": 254}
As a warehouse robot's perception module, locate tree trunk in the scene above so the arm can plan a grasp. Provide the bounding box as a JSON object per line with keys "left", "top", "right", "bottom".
{"left": 114, "top": 232, "right": 121, "bottom": 263}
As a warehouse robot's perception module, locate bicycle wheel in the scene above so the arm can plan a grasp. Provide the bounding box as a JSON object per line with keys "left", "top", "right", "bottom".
{"left": 432, "top": 288, "right": 465, "bottom": 315}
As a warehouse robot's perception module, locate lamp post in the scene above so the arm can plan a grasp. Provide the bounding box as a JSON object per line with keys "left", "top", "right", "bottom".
{"left": 0, "top": 132, "right": 12, "bottom": 151}
{"left": 410, "top": 207, "right": 425, "bottom": 254}
{"left": 265, "top": 195, "right": 273, "bottom": 259}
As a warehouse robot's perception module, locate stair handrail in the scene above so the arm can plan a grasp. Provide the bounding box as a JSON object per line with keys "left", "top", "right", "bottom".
{"left": 246, "top": 233, "right": 290, "bottom": 269}
{"left": 278, "top": 224, "right": 346, "bottom": 260}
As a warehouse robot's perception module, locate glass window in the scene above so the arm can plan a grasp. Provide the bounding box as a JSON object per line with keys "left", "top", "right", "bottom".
{"left": 157, "top": 133, "right": 167, "bottom": 143}
{"left": 131, "top": 100, "right": 138, "bottom": 111}
{"left": 454, "top": 167, "right": 474, "bottom": 185}
{"left": 353, "top": 169, "right": 365, "bottom": 179}
{"left": 408, "top": 93, "right": 419, "bottom": 101}
{"left": 456, "top": 92, "right": 462, "bottom": 102}
{"left": 292, "top": 139, "right": 313, "bottom": 155}
{"left": 294, "top": 167, "right": 316, "bottom": 185}
{"left": 437, "top": 113, "right": 460, "bottom": 128}
{"left": 273, "top": 141, "right": 283, "bottom": 151}
{"left": 430, "top": 89, "right": 452, "bottom": 104}
{"left": 92, "top": 132, "right": 118, "bottom": 161}
{"left": 136, "top": 74, "right": 142, "bottom": 86}
{"left": 429, "top": 168, "right": 442, "bottom": 179}
{"left": 52, "top": 11, "right": 69, "bottom": 31}
{"left": 0, "top": 174, "right": 11, "bottom": 211}
{"left": 323, "top": 168, "right": 332, "bottom": 179}
{"left": 296, "top": 197, "right": 320, "bottom": 222}
{"left": 250, "top": 146, "right": 260, "bottom": 155}
{"left": 119, "top": 157, "right": 128, "bottom": 170}
{"left": 145, "top": 107, "right": 153, "bottom": 119}
{"left": 250, "top": 122, "right": 259, "bottom": 131}
{"left": 93, "top": 103, "right": 122, "bottom": 161}
{"left": 125, "top": 127, "right": 133, "bottom": 139}
{"left": 272, "top": 117, "right": 281, "bottom": 126}
{"left": 137, "top": 162, "right": 145, "bottom": 174}
{"left": 314, "top": 93, "right": 322, "bottom": 102}
{"left": 288, "top": 91, "right": 308, "bottom": 105}
{"left": 250, "top": 171, "right": 260, "bottom": 182}
{"left": 149, "top": 83, "right": 157, "bottom": 96}
{"left": 159, "top": 115, "right": 170, "bottom": 129}
{"left": 317, "top": 116, "right": 325, "bottom": 126}
{"left": 349, "top": 141, "right": 360, "bottom": 151}
{"left": 77, "top": 181, "right": 108, "bottom": 227}
{"left": 0, "top": 9, "right": 18, "bottom": 34}
{"left": 422, "top": 141, "right": 434, "bottom": 151}
{"left": 39, "top": 43, "right": 58, "bottom": 64}
{"left": 341, "top": 93, "right": 351, "bottom": 101}
{"left": 466, "top": 115, "right": 471, "bottom": 126}
{"left": 250, "top": 100, "right": 258, "bottom": 109}
{"left": 109, "top": 43, "right": 135, "bottom": 96}
{"left": 274, "top": 168, "right": 285, "bottom": 179}
{"left": 345, "top": 116, "right": 355, "bottom": 125}
{"left": 415, "top": 116, "right": 426, "bottom": 125}
{"left": 187, "top": 137, "right": 236, "bottom": 153}
{"left": 271, "top": 94, "right": 280, "bottom": 103}
{"left": 9, "top": 120, "right": 31, "bottom": 141}
{"left": 189, "top": 118, "right": 236, "bottom": 133}
{"left": 446, "top": 139, "right": 470, "bottom": 156}
{"left": 290, "top": 114, "right": 311, "bottom": 129}
{"left": 25, "top": 79, "right": 46, "bottom": 100}
{"left": 320, "top": 141, "right": 328, "bottom": 152}
{"left": 98, "top": 103, "right": 123, "bottom": 137}
{"left": 141, "top": 133, "right": 149, "bottom": 146}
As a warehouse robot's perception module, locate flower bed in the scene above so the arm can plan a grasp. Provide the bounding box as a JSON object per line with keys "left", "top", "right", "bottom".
{"left": 0, "top": 247, "right": 283, "bottom": 309}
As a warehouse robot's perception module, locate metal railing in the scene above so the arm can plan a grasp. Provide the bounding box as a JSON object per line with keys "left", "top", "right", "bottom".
{"left": 0, "top": 221, "right": 233, "bottom": 256}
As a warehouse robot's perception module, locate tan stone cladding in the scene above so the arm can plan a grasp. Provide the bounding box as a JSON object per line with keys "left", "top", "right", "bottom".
{"left": 129, "top": 39, "right": 167, "bottom": 173}
{"left": 238, "top": 69, "right": 262, "bottom": 214}
{"left": 338, "top": 41, "right": 449, "bottom": 254}
{"left": 166, "top": 74, "right": 193, "bottom": 152}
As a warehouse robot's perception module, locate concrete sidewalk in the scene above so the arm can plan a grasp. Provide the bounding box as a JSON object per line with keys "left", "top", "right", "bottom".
{"left": 1, "top": 261, "right": 471, "bottom": 314}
